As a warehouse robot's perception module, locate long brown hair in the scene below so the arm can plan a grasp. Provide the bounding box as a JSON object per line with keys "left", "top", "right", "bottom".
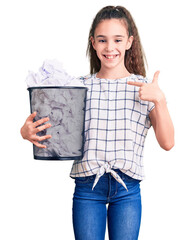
{"left": 86, "top": 5, "right": 147, "bottom": 77}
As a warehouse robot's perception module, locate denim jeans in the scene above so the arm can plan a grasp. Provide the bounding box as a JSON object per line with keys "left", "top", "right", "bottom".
{"left": 72, "top": 169, "right": 142, "bottom": 240}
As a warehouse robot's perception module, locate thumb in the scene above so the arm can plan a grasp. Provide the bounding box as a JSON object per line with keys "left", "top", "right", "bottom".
{"left": 27, "top": 111, "right": 37, "bottom": 122}
{"left": 152, "top": 70, "right": 160, "bottom": 83}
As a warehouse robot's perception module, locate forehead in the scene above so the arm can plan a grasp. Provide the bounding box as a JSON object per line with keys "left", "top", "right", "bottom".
{"left": 94, "top": 19, "right": 128, "bottom": 37}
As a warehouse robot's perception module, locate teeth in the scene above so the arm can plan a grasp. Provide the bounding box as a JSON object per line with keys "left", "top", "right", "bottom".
{"left": 104, "top": 55, "right": 118, "bottom": 59}
{"left": 107, "top": 55, "right": 114, "bottom": 59}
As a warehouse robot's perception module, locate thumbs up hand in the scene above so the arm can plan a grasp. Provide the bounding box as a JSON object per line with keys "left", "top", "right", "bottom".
{"left": 127, "top": 71, "right": 165, "bottom": 104}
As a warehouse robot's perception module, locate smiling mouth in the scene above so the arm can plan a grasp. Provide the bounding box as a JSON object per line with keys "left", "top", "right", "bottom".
{"left": 103, "top": 54, "right": 119, "bottom": 59}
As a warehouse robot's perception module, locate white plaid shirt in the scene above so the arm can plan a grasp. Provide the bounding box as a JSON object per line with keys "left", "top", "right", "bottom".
{"left": 70, "top": 73, "right": 155, "bottom": 191}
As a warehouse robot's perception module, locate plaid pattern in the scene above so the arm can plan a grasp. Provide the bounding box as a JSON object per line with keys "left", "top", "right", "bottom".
{"left": 70, "top": 73, "right": 155, "bottom": 191}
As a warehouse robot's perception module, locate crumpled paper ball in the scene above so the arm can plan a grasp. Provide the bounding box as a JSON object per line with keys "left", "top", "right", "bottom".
{"left": 25, "top": 59, "right": 84, "bottom": 87}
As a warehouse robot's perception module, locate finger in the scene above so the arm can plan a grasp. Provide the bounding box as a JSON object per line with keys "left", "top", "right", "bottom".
{"left": 36, "top": 134, "right": 52, "bottom": 142}
{"left": 35, "top": 123, "right": 52, "bottom": 133}
{"left": 31, "top": 134, "right": 52, "bottom": 142}
{"left": 31, "top": 140, "right": 47, "bottom": 148}
{"left": 27, "top": 112, "right": 37, "bottom": 122}
{"left": 139, "top": 94, "right": 152, "bottom": 101}
{"left": 33, "top": 117, "right": 50, "bottom": 127}
{"left": 127, "top": 81, "right": 144, "bottom": 87}
{"left": 152, "top": 70, "right": 160, "bottom": 83}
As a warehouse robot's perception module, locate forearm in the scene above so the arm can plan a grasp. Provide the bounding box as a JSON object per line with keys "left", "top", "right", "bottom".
{"left": 128, "top": 70, "right": 175, "bottom": 150}
{"left": 153, "top": 98, "right": 175, "bottom": 150}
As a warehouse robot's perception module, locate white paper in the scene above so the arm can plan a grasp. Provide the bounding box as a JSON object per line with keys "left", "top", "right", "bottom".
{"left": 26, "top": 59, "right": 85, "bottom": 87}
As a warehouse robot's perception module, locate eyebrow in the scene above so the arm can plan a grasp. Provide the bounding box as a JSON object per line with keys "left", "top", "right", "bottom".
{"left": 96, "top": 35, "right": 125, "bottom": 38}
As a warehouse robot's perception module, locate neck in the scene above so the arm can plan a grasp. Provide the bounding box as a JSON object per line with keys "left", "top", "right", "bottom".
{"left": 96, "top": 66, "right": 131, "bottom": 79}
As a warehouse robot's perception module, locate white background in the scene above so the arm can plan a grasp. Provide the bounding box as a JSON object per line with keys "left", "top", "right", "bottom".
{"left": 0, "top": 0, "right": 194, "bottom": 239}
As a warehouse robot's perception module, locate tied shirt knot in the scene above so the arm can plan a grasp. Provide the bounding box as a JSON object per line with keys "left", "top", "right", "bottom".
{"left": 92, "top": 162, "right": 128, "bottom": 191}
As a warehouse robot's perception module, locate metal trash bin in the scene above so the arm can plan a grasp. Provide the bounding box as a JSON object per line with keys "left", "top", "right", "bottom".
{"left": 28, "top": 86, "right": 88, "bottom": 160}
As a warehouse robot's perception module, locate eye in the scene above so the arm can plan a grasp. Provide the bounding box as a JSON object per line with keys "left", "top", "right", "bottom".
{"left": 115, "top": 39, "right": 122, "bottom": 43}
{"left": 98, "top": 39, "right": 106, "bottom": 43}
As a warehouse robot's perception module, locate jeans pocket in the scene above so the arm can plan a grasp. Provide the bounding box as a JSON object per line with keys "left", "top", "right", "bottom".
{"left": 122, "top": 173, "right": 141, "bottom": 183}
{"left": 75, "top": 175, "right": 95, "bottom": 184}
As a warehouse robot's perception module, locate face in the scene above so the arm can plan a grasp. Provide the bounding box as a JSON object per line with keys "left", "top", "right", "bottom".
{"left": 91, "top": 19, "right": 133, "bottom": 71}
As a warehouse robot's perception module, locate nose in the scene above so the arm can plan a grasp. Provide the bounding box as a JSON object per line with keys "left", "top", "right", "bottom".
{"left": 105, "top": 40, "right": 114, "bottom": 52}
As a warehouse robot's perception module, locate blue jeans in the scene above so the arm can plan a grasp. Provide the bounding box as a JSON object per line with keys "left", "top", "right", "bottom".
{"left": 72, "top": 169, "right": 142, "bottom": 240}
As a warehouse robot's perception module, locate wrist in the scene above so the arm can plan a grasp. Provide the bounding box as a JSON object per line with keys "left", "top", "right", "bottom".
{"left": 154, "top": 93, "right": 166, "bottom": 106}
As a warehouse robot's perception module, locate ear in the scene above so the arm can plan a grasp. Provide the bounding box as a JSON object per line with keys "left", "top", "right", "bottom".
{"left": 90, "top": 36, "right": 96, "bottom": 50}
{"left": 126, "top": 36, "right": 134, "bottom": 50}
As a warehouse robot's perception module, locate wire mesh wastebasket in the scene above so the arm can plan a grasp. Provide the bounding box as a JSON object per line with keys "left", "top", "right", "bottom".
{"left": 28, "top": 86, "right": 88, "bottom": 160}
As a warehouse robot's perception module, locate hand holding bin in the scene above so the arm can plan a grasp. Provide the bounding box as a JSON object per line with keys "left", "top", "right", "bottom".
{"left": 28, "top": 86, "right": 88, "bottom": 160}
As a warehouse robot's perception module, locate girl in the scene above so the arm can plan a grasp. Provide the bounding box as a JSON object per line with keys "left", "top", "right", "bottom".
{"left": 21, "top": 5, "right": 174, "bottom": 240}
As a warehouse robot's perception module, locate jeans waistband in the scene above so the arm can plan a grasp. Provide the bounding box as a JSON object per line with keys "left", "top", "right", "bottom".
{"left": 92, "top": 163, "right": 128, "bottom": 192}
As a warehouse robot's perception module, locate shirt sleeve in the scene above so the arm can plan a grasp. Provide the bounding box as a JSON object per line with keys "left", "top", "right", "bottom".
{"left": 147, "top": 101, "right": 155, "bottom": 115}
